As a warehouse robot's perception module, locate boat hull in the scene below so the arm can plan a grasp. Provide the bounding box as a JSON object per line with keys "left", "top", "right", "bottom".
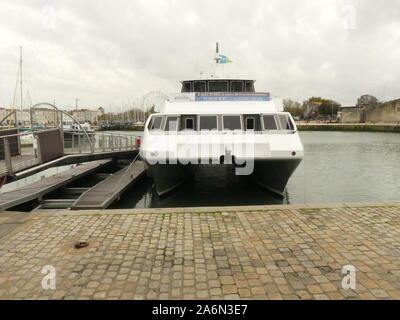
{"left": 144, "top": 158, "right": 301, "bottom": 197}
{"left": 251, "top": 159, "right": 302, "bottom": 196}
{"left": 144, "top": 162, "right": 198, "bottom": 196}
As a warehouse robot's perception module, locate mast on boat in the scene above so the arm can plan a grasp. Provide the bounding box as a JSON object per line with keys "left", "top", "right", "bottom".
{"left": 20, "top": 46, "right": 23, "bottom": 111}
{"left": 211, "top": 42, "right": 221, "bottom": 78}
{"left": 10, "top": 47, "right": 23, "bottom": 127}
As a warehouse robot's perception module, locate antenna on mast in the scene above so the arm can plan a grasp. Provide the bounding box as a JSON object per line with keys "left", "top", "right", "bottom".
{"left": 214, "top": 42, "right": 221, "bottom": 64}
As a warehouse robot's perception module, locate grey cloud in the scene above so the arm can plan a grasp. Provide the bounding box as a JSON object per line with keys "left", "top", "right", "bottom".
{"left": 0, "top": 0, "right": 399, "bottom": 109}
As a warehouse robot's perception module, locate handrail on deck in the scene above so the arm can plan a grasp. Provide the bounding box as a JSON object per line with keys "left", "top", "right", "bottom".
{"left": 0, "top": 128, "right": 60, "bottom": 140}
{"left": 63, "top": 130, "right": 140, "bottom": 156}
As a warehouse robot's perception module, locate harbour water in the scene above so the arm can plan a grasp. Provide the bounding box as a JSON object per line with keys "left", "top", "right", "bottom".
{"left": 111, "top": 131, "right": 400, "bottom": 208}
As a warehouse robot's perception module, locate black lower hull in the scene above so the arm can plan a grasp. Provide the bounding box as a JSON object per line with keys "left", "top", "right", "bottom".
{"left": 144, "top": 162, "right": 198, "bottom": 196}
{"left": 251, "top": 159, "right": 302, "bottom": 196}
{"left": 144, "top": 158, "right": 301, "bottom": 198}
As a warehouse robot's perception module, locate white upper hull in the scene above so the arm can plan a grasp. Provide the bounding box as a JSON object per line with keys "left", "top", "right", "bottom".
{"left": 141, "top": 130, "right": 304, "bottom": 164}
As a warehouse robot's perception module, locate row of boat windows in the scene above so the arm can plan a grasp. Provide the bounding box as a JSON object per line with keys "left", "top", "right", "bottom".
{"left": 148, "top": 114, "right": 295, "bottom": 131}
{"left": 181, "top": 81, "right": 255, "bottom": 93}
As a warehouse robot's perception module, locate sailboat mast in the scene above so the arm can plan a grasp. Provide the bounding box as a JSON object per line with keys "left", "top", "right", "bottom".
{"left": 20, "top": 46, "right": 23, "bottom": 111}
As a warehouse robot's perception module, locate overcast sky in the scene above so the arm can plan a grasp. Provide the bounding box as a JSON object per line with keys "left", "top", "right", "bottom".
{"left": 0, "top": 0, "right": 399, "bottom": 110}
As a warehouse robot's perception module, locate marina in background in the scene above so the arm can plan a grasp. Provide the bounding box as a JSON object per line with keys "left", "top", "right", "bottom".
{"left": 0, "top": 37, "right": 399, "bottom": 302}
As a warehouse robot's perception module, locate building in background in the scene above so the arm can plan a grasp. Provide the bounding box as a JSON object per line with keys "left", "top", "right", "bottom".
{"left": 0, "top": 108, "right": 31, "bottom": 127}
{"left": 340, "top": 106, "right": 363, "bottom": 123}
{"left": 0, "top": 106, "right": 105, "bottom": 127}
{"left": 69, "top": 108, "right": 104, "bottom": 124}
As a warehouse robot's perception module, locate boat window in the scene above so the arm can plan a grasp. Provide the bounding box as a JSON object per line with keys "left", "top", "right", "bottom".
{"left": 185, "top": 118, "right": 194, "bottom": 130}
{"left": 193, "top": 81, "right": 206, "bottom": 92}
{"left": 199, "top": 116, "right": 218, "bottom": 130}
{"left": 182, "top": 82, "right": 192, "bottom": 93}
{"left": 150, "top": 116, "right": 163, "bottom": 130}
{"left": 245, "top": 81, "right": 254, "bottom": 92}
{"left": 230, "top": 81, "right": 244, "bottom": 92}
{"left": 246, "top": 117, "right": 255, "bottom": 130}
{"left": 165, "top": 116, "right": 179, "bottom": 131}
{"left": 209, "top": 81, "right": 228, "bottom": 92}
{"left": 263, "top": 115, "right": 278, "bottom": 130}
{"left": 277, "top": 114, "right": 295, "bottom": 130}
{"left": 223, "top": 115, "right": 242, "bottom": 130}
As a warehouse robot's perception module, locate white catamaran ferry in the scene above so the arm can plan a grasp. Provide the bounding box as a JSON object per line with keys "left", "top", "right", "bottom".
{"left": 140, "top": 44, "right": 304, "bottom": 197}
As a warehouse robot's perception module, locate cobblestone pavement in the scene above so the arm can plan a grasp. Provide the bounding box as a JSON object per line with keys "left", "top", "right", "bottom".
{"left": 1, "top": 203, "right": 400, "bottom": 300}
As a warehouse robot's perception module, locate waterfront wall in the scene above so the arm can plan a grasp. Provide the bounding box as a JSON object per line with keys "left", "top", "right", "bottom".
{"left": 341, "top": 108, "right": 363, "bottom": 123}
{"left": 365, "top": 99, "right": 400, "bottom": 124}
{"left": 96, "top": 125, "right": 144, "bottom": 132}
{"left": 341, "top": 99, "right": 400, "bottom": 124}
{"left": 297, "top": 123, "right": 400, "bottom": 133}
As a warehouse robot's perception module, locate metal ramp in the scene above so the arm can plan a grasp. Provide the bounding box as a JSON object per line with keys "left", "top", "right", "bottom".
{"left": 0, "top": 159, "right": 112, "bottom": 210}
{"left": 72, "top": 160, "right": 145, "bottom": 210}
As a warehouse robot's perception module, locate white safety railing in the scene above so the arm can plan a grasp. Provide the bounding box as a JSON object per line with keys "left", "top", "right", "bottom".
{"left": 63, "top": 131, "right": 140, "bottom": 154}
{"left": 0, "top": 129, "right": 48, "bottom": 177}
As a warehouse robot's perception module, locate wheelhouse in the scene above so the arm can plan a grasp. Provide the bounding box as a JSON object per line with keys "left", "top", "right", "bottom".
{"left": 181, "top": 79, "right": 255, "bottom": 93}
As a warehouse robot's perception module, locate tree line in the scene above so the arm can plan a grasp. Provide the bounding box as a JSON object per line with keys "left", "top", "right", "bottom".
{"left": 283, "top": 97, "right": 341, "bottom": 119}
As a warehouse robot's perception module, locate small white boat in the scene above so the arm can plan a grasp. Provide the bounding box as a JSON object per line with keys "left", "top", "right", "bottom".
{"left": 63, "top": 122, "right": 95, "bottom": 138}
{"left": 20, "top": 133, "right": 35, "bottom": 147}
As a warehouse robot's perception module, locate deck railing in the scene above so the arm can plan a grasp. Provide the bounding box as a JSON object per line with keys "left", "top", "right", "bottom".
{"left": 63, "top": 131, "right": 140, "bottom": 154}
{"left": 0, "top": 128, "right": 141, "bottom": 178}
{"left": 0, "top": 129, "right": 54, "bottom": 177}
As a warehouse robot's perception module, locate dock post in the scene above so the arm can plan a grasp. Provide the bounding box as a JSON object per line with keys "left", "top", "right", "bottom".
{"left": 17, "top": 129, "right": 21, "bottom": 156}
{"left": 78, "top": 133, "right": 81, "bottom": 153}
{"left": 60, "top": 112, "right": 64, "bottom": 150}
{"left": 4, "top": 138, "right": 13, "bottom": 175}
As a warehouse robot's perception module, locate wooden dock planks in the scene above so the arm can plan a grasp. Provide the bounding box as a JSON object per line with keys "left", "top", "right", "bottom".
{"left": 0, "top": 159, "right": 112, "bottom": 210}
{"left": 72, "top": 160, "right": 145, "bottom": 210}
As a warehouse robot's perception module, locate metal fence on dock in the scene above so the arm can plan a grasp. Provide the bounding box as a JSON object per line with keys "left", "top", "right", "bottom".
{"left": 0, "top": 128, "right": 141, "bottom": 178}
{"left": 64, "top": 131, "right": 140, "bottom": 154}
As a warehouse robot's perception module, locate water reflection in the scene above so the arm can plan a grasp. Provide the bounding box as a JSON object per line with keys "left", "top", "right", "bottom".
{"left": 112, "top": 164, "right": 288, "bottom": 209}
{"left": 112, "top": 131, "right": 400, "bottom": 209}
